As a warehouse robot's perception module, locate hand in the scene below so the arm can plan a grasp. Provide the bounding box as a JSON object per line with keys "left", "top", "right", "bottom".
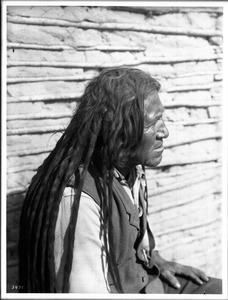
{"left": 152, "top": 250, "right": 209, "bottom": 289}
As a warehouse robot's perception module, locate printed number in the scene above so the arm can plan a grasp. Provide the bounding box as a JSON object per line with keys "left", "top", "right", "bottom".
{"left": 12, "top": 285, "right": 24, "bottom": 290}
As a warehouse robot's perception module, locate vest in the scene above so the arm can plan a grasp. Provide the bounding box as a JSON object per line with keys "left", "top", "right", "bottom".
{"left": 70, "top": 164, "right": 159, "bottom": 293}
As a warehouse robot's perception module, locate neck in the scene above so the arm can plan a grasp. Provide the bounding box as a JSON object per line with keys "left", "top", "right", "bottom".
{"left": 115, "top": 164, "right": 133, "bottom": 178}
{"left": 92, "top": 150, "right": 136, "bottom": 178}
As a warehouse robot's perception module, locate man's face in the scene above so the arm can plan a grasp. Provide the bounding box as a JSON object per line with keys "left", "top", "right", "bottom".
{"left": 132, "top": 91, "right": 169, "bottom": 167}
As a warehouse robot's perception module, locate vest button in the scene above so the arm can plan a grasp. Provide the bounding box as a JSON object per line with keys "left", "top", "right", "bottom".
{"left": 142, "top": 276, "right": 145, "bottom": 282}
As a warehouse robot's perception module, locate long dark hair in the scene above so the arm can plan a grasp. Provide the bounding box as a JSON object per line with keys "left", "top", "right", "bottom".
{"left": 18, "top": 67, "right": 160, "bottom": 293}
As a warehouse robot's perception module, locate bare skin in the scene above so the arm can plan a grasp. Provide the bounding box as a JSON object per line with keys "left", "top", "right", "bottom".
{"left": 153, "top": 250, "right": 209, "bottom": 289}
{"left": 132, "top": 91, "right": 169, "bottom": 167}
{"left": 118, "top": 90, "right": 209, "bottom": 289}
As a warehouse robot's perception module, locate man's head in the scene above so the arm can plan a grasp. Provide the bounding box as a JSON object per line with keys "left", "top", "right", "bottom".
{"left": 79, "top": 67, "right": 168, "bottom": 170}
{"left": 20, "top": 67, "right": 168, "bottom": 292}
{"left": 130, "top": 90, "right": 169, "bottom": 168}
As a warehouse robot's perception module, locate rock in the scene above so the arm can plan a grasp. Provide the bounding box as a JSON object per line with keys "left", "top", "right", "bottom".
{"left": 7, "top": 133, "right": 58, "bottom": 153}
{"left": 147, "top": 12, "right": 190, "bottom": 28}
{"left": 7, "top": 23, "right": 62, "bottom": 45}
{"left": 139, "top": 64, "right": 175, "bottom": 77}
{"left": 7, "top": 170, "right": 36, "bottom": 190}
{"left": 169, "top": 74, "right": 214, "bottom": 87}
{"left": 216, "top": 15, "right": 223, "bottom": 30}
{"left": 187, "top": 12, "right": 216, "bottom": 29}
{"left": 208, "top": 106, "right": 221, "bottom": 118}
{"left": 8, "top": 48, "right": 86, "bottom": 63}
{"left": 7, "top": 81, "right": 86, "bottom": 98}
{"left": 209, "top": 36, "right": 223, "bottom": 46}
{"left": 7, "top": 66, "right": 85, "bottom": 78}
{"left": 173, "top": 90, "right": 211, "bottom": 102}
{"left": 7, "top": 117, "right": 71, "bottom": 130}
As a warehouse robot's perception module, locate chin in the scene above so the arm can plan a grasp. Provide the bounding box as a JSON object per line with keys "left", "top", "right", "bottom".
{"left": 146, "top": 155, "right": 162, "bottom": 167}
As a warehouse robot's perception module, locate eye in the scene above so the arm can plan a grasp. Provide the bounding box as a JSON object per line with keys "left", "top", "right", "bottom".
{"left": 144, "top": 115, "right": 163, "bottom": 131}
{"left": 144, "top": 123, "right": 153, "bottom": 132}
{"left": 144, "top": 125, "right": 150, "bottom": 132}
{"left": 157, "top": 116, "right": 164, "bottom": 123}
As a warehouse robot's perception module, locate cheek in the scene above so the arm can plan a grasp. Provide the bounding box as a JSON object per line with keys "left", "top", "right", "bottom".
{"left": 142, "top": 131, "right": 156, "bottom": 151}
{"left": 132, "top": 131, "right": 157, "bottom": 165}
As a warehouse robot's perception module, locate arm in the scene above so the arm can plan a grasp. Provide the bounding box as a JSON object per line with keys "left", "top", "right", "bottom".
{"left": 69, "top": 192, "right": 109, "bottom": 293}
{"left": 55, "top": 189, "right": 109, "bottom": 293}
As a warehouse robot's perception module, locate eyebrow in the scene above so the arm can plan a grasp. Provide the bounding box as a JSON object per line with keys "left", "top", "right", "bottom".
{"left": 147, "top": 110, "right": 164, "bottom": 120}
{"left": 155, "top": 110, "right": 164, "bottom": 118}
{"left": 144, "top": 109, "right": 164, "bottom": 126}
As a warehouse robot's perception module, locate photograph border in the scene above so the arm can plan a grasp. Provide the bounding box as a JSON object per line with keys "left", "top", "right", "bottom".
{"left": 1, "top": 1, "right": 228, "bottom": 299}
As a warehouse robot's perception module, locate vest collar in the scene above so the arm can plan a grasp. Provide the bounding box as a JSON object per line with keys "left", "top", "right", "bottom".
{"left": 112, "top": 176, "right": 140, "bottom": 230}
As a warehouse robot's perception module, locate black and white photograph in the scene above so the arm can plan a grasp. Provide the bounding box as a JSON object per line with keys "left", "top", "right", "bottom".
{"left": 1, "top": 1, "right": 227, "bottom": 298}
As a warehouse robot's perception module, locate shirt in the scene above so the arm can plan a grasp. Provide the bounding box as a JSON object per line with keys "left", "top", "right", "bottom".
{"left": 54, "top": 165, "right": 152, "bottom": 293}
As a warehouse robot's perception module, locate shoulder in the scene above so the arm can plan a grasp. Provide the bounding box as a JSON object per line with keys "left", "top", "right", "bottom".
{"left": 59, "top": 188, "right": 100, "bottom": 219}
{"left": 66, "top": 165, "right": 102, "bottom": 206}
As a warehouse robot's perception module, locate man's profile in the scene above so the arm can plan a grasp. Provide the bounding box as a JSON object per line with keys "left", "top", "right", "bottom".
{"left": 18, "top": 67, "right": 222, "bottom": 294}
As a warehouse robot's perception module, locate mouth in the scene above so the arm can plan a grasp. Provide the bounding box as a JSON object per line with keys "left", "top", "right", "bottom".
{"left": 154, "top": 142, "right": 164, "bottom": 151}
{"left": 154, "top": 146, "right": 164, "bottom": 153}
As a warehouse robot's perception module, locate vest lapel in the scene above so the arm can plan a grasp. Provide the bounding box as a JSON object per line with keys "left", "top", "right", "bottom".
{"left": 112, "top": 176, "right": 140, "bottom": 230}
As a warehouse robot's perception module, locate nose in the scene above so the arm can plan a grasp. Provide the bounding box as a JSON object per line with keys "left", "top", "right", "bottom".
{"left": 157, "top": 120, "right": 169, "bottom": 139}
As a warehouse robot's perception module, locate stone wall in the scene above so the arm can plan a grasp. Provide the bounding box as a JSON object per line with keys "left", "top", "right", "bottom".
{"left": 6, "top": 6, "right": 223, "bottom": 292}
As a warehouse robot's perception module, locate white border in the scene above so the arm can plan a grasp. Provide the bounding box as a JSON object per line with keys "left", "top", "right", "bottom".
{"left": 3, "top": 0, "right": 228, "bottom": 7}
{"left": 221, "top": 2, "right": 228, "bottom": 300}
{"left": 2, "top": 0, "right": 8, "bottom": 298}
{"left": 1, "top": 1, "right": 228, "bottom": 299}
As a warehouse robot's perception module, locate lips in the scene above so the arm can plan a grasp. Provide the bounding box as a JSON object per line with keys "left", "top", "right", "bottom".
{"left": 154, "top": 146, "right": 164, "bottom": 153}
{"left": 154, "top": 142, "right": 163, "bottom": 150}
{"left": 153, "top": 141, "right": 164, "bottom": 154}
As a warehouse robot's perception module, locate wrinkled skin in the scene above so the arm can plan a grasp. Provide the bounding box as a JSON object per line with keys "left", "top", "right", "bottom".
{"left": 132, "top": 91, "right": 209, "bottom": 288}
{"left": 131, "top": 91, "right": 169, "bottom": 167}
{"left": 153, "top": 250, "right": 209, "bottom": 289}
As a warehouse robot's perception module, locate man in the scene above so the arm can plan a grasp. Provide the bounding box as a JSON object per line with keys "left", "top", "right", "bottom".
{"left": 19, "top": 68, "right": 222, "bottom": 294}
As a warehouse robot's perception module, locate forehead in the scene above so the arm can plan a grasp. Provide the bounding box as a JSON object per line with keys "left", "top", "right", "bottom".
{"left": 144, "top": 91, "right": 164, "bottom": 121}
